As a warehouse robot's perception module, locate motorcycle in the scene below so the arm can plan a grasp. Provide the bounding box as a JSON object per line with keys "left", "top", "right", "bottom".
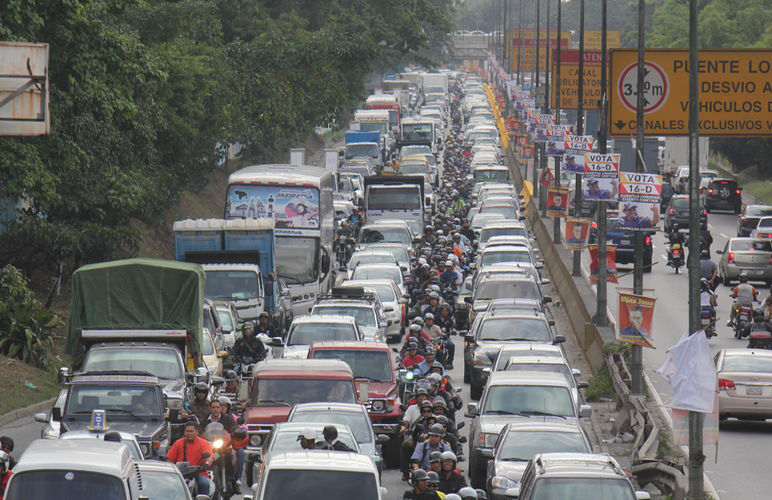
{"left": 700, "top": 306, "right": 717, "bottom": 338}
{"left": 204, "top": 423, "right": 234, "bottom": 500}
{"left": 733, "top": 304, "right": 754, "bottom": 339}
{"left": 667, "top": 242, "right": 684, "bottom": 273}
{"left": 176, "top": 455, "right": 210, "bottom": 497}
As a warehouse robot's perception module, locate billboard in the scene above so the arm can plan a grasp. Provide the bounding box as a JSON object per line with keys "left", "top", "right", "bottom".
{"left": 225, "top": 185, "right": 320, "bottom": 229}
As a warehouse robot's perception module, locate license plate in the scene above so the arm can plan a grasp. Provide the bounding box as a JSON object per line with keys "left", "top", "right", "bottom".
{"left": 747, "top": 386, "right": 763, "bottom": 396}
{"left": 621, "top": 239, "right": 631, "bottom": 245}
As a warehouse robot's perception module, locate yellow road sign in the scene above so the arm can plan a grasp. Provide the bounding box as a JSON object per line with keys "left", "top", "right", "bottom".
{"left": 551, "top": 50, "right": 609, "bottom": 110}
{"left": 583, "top": 30, "right": 621, "bottom": 51}
{"left": 610, "top": 49, "right": 772, "bottom": 136}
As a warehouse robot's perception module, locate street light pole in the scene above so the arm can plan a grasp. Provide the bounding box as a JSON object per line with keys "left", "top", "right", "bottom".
{"left": 553, "top": 0, "right": 562, "bottom": 243}
{"left": 571, "top": 0, "right": 585, "bottom": 277}
{"left": 517, "top": 0, "right": 524, "bottom": 85}
{"left": 594, "top": 0, "right": 609, "bottom": 326}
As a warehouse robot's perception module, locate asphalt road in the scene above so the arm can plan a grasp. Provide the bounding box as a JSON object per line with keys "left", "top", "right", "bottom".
{"left": 580, "top": 207, "right": 772, "bottom": 500}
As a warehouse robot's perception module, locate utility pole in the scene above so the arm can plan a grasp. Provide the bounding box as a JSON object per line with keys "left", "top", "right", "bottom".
{"left": 687, "top": 0, "right": 704, "bottom": 495}
{"left": 553, "top": 0, "right": 562, "bottom": 243}
{"left": 630, "top": 0, "right": 646, "bottom": 396}
{"left": 517, "top": 0, "right": 524, "bottom": 85}
{"left": 594, "top": 0, "right": 609, "bottom": 326}
{"left": 571, "top": 0, "right": 585, "bottom": 277}
{"left": 504, "top": 0, "right": 509, "bottom": 74}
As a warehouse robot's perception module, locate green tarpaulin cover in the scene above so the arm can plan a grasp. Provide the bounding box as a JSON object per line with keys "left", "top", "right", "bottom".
{"left": 66, "top": 258, "right": 205, "bottom": 355}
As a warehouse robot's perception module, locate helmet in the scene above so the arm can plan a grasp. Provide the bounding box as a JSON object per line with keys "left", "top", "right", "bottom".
{"left": 416, "top": 387, "right": 429, "bottom": 397}
{"left": 430, "top": 291, "right": 440, "bottom": 300}
{"left": 224, "top": 369, "right": 238, "bottom": 382}
{"left": 459, "top": 487, "right": 478, "bottom": 500}
{"left": 440, "top": 450, "right": 457, "bottom": 463}
{"left": 425, "top": 347, "right": 436, "bottom": 356}
{"left": 433, "top": 398, "right": 448, "bottom": 410}
{"left": 232, "top": 426, "right": 248, "bottom": 440}
{"left": 420, "top": 400, "right": 434, "bottom": 410}
{"left": 431, "top": 361, "right": 444, "bottom": 371}
{"left": 412, "top": 469, "right": 429, "bottom": 483}
{"left": 700, "top": 249, "right": 710, "bottom": 259}
{"left": 475, "top": 489, "right": 488, "bottom": 500}
{"left": 414, "top": 317, "right": 424, "bottom": 326}
{"left": 407, "top": 341, "right": 419, "bottom": 351}
{"left": 194, "top": 382, "right": 208, "bottom": 394}
{"left": 410, "top": 324, "right": 422, "bottom": 332}
{"left": 428, "top": 423, "right": 445, "bottom": 436}
{"left": 740, "top": 272, "right": 749, "bottom": 282}
{"left": 322, "top": 425, "right": 338, "bottom": 441}
{"left": 427, "top": 470, "right": 440, "bottom": 485}
{"left": 430, "top": 451, "right": 443, "bottom": 463}
{"left": 218, "top": 395, "right": 232, "bottom": 407}
{"left": 672, "top": 223, "right": 679, "bottom": 230}
{"left": 700, "top": 277, "right": 710, "bottom": 290}
{"left": 431, "top": 285, "right": 441, "bottom": 293}
{"left": 428, "top": 372, "right": 443, "bottom": 383}
{"left": 445, "top": 495, "right": 462, "bottom": 500}
{"left": 435, "top": 415, "right": 449, "bottom": 427}
{"left": 424, "top": 312, "right": 435, "bottom": 320}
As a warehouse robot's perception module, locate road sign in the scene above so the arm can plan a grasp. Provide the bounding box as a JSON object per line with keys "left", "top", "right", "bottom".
{"left": 509, "top": 28, "right": 571, "bottom": 74}
{"left": 0, "top": 41, "right": 49, "bottom": 136}
{"left": 610, "top": 49, "right": 772, "bottom": 136}
{"left": 551, "top": 49, "right": 609, "bottom": 110}
{"left": 583, "top": 30, "right": 621, "bottom": 51}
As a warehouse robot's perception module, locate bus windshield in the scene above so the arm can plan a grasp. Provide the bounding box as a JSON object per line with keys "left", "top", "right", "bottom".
{"left": 367, "top": 187, "right": 422, "bottom": 210}
{"left": 402, "top": 123, "right": 433, "bottom": 143}
{"left": 360, "top": 122, "right": 388, "bottom": 135}
{"left": 345, "top": 144, "right": 379, "bottom": 160}
{"left": 275, "top": 236, "right": 320, "bottom": 284}
{"left": 225, "top": 184, "right": 320, "bottom": 229}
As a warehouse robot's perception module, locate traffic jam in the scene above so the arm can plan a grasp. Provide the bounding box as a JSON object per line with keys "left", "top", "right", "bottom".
{"left": 3, "top": 70, "right": 657, "bottom": 500}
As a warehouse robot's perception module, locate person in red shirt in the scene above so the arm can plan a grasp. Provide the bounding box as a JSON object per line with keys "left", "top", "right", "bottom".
{"left": 401, "top": 342, "right": 425, "bottom": 369}
{"left": 0, "top": 450, "right": 11, "bottom": 500}
{"left": 167, "top": 421, "right": 214, "bottom": 495}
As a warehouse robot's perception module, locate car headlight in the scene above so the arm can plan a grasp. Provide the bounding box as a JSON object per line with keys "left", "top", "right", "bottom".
{"left": 212, "top": 439, "right": 224, "bottom": 450}
{"left": 249, "top": 434, "right": 263, "bottom": 447}
{"left": 478, "top": 432, "right": 498, "bottom": 448}
{"left": 371, "top": 400, "right": 387, "bottom": 413}
{"left": 491, "top": 475, "right": 516, "bottom": 489}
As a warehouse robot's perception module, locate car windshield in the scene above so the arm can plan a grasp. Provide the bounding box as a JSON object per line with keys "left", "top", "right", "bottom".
{"left": 313, "top": 306, "right": 376, "bottom": 327}
{"left": 506, "top": 363, "right": 573, "bottom": 384}
{"left": 474, "top": 281, "right": 540, "bottom": 301}
{"left": 399, "top": 164, "right": 429, "bottom": 175}
{"left": 65, "top": 385, "right": 160, "bottom": 416}
{"left": 478, "top": 318, "right": 551, "bottom": 341}
{"left": 475, "top": 170, "right": 509, "bottom": 182}
{"left": 366, "top": 187, "right": 422, "bottom": 210}
{"left": 498, "top": 430, "right": 589, "bottom": 460}
{"left": 204, "top": 270, "right": 259, "bottom": 300}
{"left": 290, "top": 411, "right": 372, "bottom": 443}
{"left": 345, "top": 283, "right": 397, "bottom": 303}
{"left": 368, "top": 246, "right": 409, "bottom": 263}
{"left": 346, "top": 144, "right": 378, "bottom": 159}
{"left": 402, "top": 146, "right": 432, "bottom": 157}
{"left": 472, "top": 214, "right": 506, "bottom": 228}
{"left": 270, "top": 428, "right": 358, "bottom": 453}
{"left": 483, "top": 385, "right": 574, "bottom": 416}
{"left": 262, "top": 470, "right": 377, "bottom": 500}
{"left": 216, "top": 307, "right": 235, "bottom": 332}
{"left": 312, "top": 349, "right": 392, "bottom": 382}
{"left": 275, "top": 236, "right": 320, "bottom": 285}
{"left": 402, "top": 123, "right": 433, "bottom": 142}
{"left": 480, "top": 251, "right": 531, "bottom": 266}
{"left": 359, "top": 228, "right": 411, "bottom": 245}
{"left": 722, "top": 355, "right": 772, "bottom": 373}
{"left": 480, "top": 206, "right": 517, "bottom": 218}
{"left": 672, "top": 198, "right": 702, "bottom": 210}
{"left": 480, "top": 227, "right": 528, "bottom": 242}
{"left": 351, "top": 266, "right": 402, "bottom": 284}
{"left": 252, "top": 378, "right": 356, "bottom": 405}
{"left": 82, "top": 349, "right": 183, "bottom": 380}
{"left": 137, "top": 470, "right": 188, "bottom": 500}
{"left": 730, "top": 239, "right": 772, "bottom": 251}
{"left": 746, "top": 206, "right": 772, "bottom": 217}
{"left": 531, "top": 478, "right": 634, "bottom": 500}
{"left": 6, "top": 470, "right": 127, "bottom": 500}
{"left": 288, "top": 324, "right": 358, "bottom": 345}
{"left": 350, "top": 253, "right": 396, "bottom": 268}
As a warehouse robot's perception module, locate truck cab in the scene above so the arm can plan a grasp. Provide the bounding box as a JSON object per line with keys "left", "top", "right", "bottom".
{"left": 38, "top": 372, "right": 170, "bottom": 459}
{"left": 243, "top": 359, "right": 359, "bottom": 484}
{"left": 363, "top": 176, "right": 425, "bottom": 235}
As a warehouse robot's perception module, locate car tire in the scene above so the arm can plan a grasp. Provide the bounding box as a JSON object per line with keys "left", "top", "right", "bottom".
{"left": 469, "top": 457, "right": 487, "bottom": 489}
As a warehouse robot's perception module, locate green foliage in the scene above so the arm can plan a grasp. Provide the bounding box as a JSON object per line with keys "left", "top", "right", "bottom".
{"left": 0, "top": 265, "right": 62, "bottom": 369}
{"left": 584, "top": 364, "right": 615, "bottom": 402}
{"left": 0, "top": 0, "right": 454, "bottom": 271}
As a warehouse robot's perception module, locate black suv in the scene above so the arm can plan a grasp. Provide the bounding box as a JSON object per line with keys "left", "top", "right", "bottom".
{"left": 703, "top": 178, "right": 742, "bottom": 214}
{"left": 588, "top": 213, "right": 653, "bottom": 272}
{"left": 664, "top": 195, "right": 707, "bottom": 233}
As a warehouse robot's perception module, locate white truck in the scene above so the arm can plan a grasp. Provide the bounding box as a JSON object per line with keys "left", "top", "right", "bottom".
{"left": 421, "top": 72, "right": 449, "bottom": 95}
{"left": 363, "top": 175, "right": 425, "bottom": 235}
{"left": 662, "top": 136, "right": 710, "bottom": 178}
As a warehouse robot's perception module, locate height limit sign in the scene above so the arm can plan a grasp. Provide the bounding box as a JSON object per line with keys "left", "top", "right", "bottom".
{"left": 610, "top": 49, "right": 772, "bottom": 136}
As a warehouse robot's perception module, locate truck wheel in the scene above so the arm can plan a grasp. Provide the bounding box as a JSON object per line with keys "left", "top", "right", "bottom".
{"left": 382, "top": 437, "right": 401, "bottom": 469}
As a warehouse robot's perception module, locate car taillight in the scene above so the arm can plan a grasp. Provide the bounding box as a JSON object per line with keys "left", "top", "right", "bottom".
{"left": 707, "top": 188, "right": 714, "bottom": 194}
{"left": 728, "top": 251, "right": 735, "bottom": 263}
{"left": 701, "top": 209, "right": 707, "bottom": 215}
{"left": 736, "top": 189, "right": 741, "bottom": 194}
{"left": 669, "top": 209, "right": 676, "bottom": 215}
{"left": 645, "top": 235, "right": 651, "bottom": 245}
{"left": 718, "top": 378, "right": 735, "bottom": 391}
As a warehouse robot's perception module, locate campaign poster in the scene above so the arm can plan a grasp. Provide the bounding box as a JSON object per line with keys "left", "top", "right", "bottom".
{"left": 562, "top": 153, "right": 585, "bottom": 173}
{"left": 618, "top": 172, "right": 663, "bottom": 231}
{"left": 540, "top": 167, "right": 555, "bottom": 187}
{"left": 564, "top": 134, "right": 594, "bottom": 153}
{"left": 583, "top": 153, "right": 620, "bottom": 202}
{"left": 546, "top": 187, "right": 569, "bottom": 218}
{"left": 533, "top": 127, "right": 548, "bottom": 143}
{"left": 545, "top": 140, "right": 565, "bottom": 157}
{"left": 519, "top": 145, "right": 535, "bottom": 159}
{"left": 225, "top": 184, "right": 320, "bottom": 229}
{"left": 588, "top": 244, "right": 618, "bottom": 283}
{"left": 564, "top": 217, "right": 590, "bottom": 250}
{"left": 617, "top": 292, "right": 656, "bottom": 348}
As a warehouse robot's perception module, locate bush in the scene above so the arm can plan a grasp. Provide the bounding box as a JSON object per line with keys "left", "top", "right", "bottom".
{"left": 584, "top": 365, "right": 615, "bottom": 402}
{"left": 0, "top": 265, "right": 61, "bottom": 369}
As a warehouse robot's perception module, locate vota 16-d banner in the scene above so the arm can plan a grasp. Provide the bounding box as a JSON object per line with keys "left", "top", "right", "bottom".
{"left": 618, "top": 172, "right": 663, "bottom": 231}
{"left": 583, "top": 153, "right": 620, "bottom": 202}
{"left": 617, "top": 292, "right": 656, "bottom": 348}
{"left": 562, "top": 135, "right": 594, "bottom": 173}
{"left": 588, "top": 244, "right": 618, "bottom": 283}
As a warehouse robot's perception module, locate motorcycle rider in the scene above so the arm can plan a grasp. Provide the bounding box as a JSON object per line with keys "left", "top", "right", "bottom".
{"left": 316, "top": 425, "right": 352, "bottom": 451}
{"left": 423, "top": 313, "right": 444, "bottom": 343}
{"left": 166, "top": 421, "right": 214, "bottom": 495}
{"left": 0, "top": 437, "right": 15, "bottom": 470}
{"left": 0, "top": 450, "right": 11, "bottom": 500}
{"left": 403, "top": 388, "right": 431, "bottom": 429}
{"left": 411, "top": 424, "right": 452, "bottom": 471}
{"left": 401, "top": 401, "right": 435, "bottom": 480}
{"left": 254, "top": 311, "right": 276, "bottom": 338}
{"left": 667, "top": 223, "right": 685, "bottom": 264}
{"left": 435, "top": 304, "right": 455, "bottom": 332}
{"left": 728, "top": 273, "right": 759, "bottom": 327}
{"left": 186, "top": 382, "right": 211, "bottom": 425}
{"left": 401, "top": 341, "right": 426, "bottom": 369}
{"left": 427, "top": 471, "right": 445, "bottom": 500}
{"left": 403, "top": 469, "right": 441, "bottom": 500}
{"left": 202, "top": 399, "right": 234, "bottom": 434}
{"left": 429, "top": 451, "right": 443, "bottom": 474}
{"left": 231, "top": 323, "right": 267, "bottom": 370}
{"left": 699, "top": 249, "right": 718, "bottom": 287}
{"left": 700, "top": 278, "right": 717, "bottom": 335}
{"left": 438, "top": 451, "right": 467, "bottom": 494}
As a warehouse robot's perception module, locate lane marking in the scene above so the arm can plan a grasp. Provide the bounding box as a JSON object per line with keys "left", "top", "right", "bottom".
{"left": 720, "top": 232, "right": 728, "bottom": 239}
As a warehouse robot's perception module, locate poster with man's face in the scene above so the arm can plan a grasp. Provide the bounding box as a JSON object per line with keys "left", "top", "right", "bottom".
{"left": 562, "top": 153, "right": 585, "bottom": 173}
{"left": 588, "top": 244, "right": 618, "bottom": 283}
{"left": 546, "top": 187, "right": 569, "bottom": 218}
{"left": 583, "top": 177, "right": 618, "bottom": 202}
{"left": 617, "top": 292, "right": 656, "bottom": 348}
{"left": 563, "top": 217, "right": 590, "bottom": 250}
{"left": 546, "top": 141, "right": 565, "bottom": 157}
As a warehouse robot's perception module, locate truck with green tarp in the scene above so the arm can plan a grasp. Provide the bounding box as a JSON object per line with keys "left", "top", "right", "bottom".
{"left": 64, "top": 258, "right": 209, "bottom": 422}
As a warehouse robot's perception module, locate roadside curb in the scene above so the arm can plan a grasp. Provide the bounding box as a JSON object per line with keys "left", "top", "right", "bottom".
{"left": 0, "top": 398, "right": 54, "bottom": 428}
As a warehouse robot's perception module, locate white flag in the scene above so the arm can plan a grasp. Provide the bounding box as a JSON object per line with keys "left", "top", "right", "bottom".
{"left": 656, "top": 331, "right": 716, "bottom": 413}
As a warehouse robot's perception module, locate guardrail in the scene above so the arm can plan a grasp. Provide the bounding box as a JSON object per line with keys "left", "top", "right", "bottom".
{"left": 486, "top": 84, "right": 689, "bottom": 499}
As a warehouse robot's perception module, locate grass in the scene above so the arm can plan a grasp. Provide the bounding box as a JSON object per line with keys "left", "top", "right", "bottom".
{"left": 708, "top": 155, "right": 772, "bottom": 206}
{"left": 0, "top": 354, "right": 60, "bottom": 415}
{"left": 584, "top": 364, "right": 615, "bottom": 402}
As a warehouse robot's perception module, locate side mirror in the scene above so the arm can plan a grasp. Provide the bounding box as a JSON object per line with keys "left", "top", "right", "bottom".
{"left": 481, "top": 448, "right": 494, "bottom": 459}
{"left": 553, "top": 335, "right": 566, "bottom": 344}
{"left": 52, "top": 407, "right": 62, "bottom": 421}
{"left": 504, "top": 487, "right": 520, "bottom": 498}
{"left": 376, "top": 434, "right": 390, "bottom": 445}
{"left": 58, "top": 366, "right": 70, "bottom": 385}
{"left": 34, "top": 412, "right": 48, "bottom": 423}
{"left": 543, "top": 296, "right": 552, "bottom": 304}
{"left": 270, "top": 337, "right": 284, "bottom": 347}
{"left": 398, "top": 298, "right": 408, "bottom": 304}
{"left": 464, "top": 296, "right": 473, "bottom": 304}
{"left": 579, "top": 404, "right": 592, "bottom": 418}
{"left": 465, "top": 333, "right": 476, "bottom": 343}
{"left": 222, "top": 326, "right": 233, "bottom": 334}
{"left": 541, "top": 278, "right": 551, "bottom": 285}
{"left": 548, "top": 319, "right": 555, "bottom": 326}
{"left": 196, "top": 495, "right": 212, "bottom": 500}
{"left": 577, "top": 381, "right": 590, "bottom": 389}
{"left": 321, "top": 252, "right": 331, "bottom": 274}
{"left": 536, "top": 261, "right": 544, "bottom": 269}
{"left": 635, "top": 492, "right": 652, "bottom": 500}
{"left": 572, "top": 368, "right": 582, "bottom": 377}
{"left": 456, "top": 422, "right": 465, "bottom": 430}
{"left": 465, "top": 402, "right": 479, "bottom": 417}
{"left": 716, "top": 250, "right": 723, "bottom": 255}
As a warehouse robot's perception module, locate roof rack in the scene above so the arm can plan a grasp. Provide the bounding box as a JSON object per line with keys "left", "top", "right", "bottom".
{"left": 316, "top": 287, "right": 378, "bottom": 304}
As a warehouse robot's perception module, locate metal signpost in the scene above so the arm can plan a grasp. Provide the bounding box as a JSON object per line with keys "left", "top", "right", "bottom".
{"left": 571, "top": 0, "right": 585, "bottom": 277}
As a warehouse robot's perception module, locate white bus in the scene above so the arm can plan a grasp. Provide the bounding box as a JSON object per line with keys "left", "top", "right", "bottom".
{"left": 225, "top": 165, "right": 335, "bottom": 315}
